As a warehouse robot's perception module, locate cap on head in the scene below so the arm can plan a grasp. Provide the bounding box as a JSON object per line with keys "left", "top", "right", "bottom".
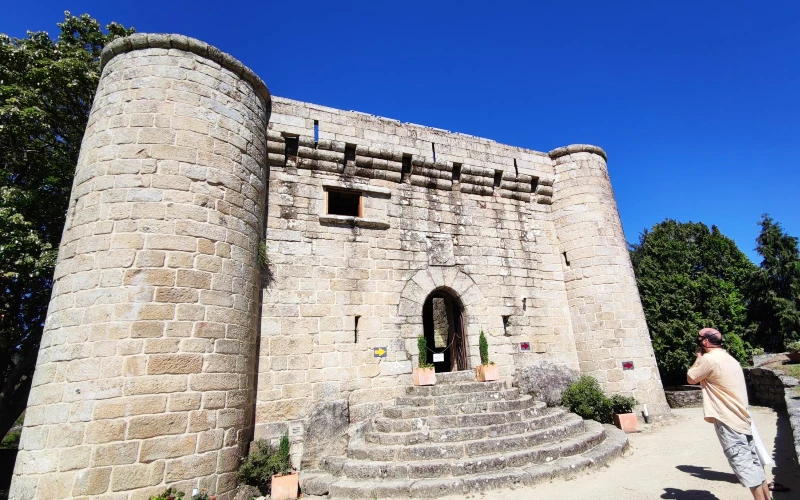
{"left": 699, "top": 327, "right": 723, "bottom": 346}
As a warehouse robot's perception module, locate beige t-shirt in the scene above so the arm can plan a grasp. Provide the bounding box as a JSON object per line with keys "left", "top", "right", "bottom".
{"left": 687, "top": 348, "right": 751, "bottom": 435}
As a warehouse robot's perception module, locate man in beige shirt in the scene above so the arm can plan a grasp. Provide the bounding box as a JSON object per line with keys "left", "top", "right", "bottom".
{"left": 687, "top": 328, "right": 770, "bottom": 500}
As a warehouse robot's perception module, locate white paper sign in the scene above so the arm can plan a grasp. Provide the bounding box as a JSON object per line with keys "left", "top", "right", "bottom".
{"left": 433, "top": 353, "right": 445, "bottom": 363}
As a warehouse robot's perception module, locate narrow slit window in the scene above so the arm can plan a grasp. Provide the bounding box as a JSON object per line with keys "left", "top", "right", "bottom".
{"left": 522, "top": 297, "right": 527, "bottom": 312}
{"left": 513, "top": 159, "right": 518, "bottom": 177}
{"left": 502, "top": 316, "right": 510, "bottom": 336}
{"left": 452, "top": 163, "right": 462, "bottom": 183}
{"left": 354, "top": 315, "right": 360, "bottom": 343}
{"left": 344, "top": 144, "right": 356, "bottom": 166}
{"left": 402, "top": 154, "right": 412, "bottom": 182}
{"left": 563, "top": 252, "right": 570, "bottom": 267}
{"left": 327, "top": 188, "right": 361, "bottom": 217}
{"left": 432, "top": 143, "right": 437, "bottom": 162}
{"left": 493, "top": 170, "right": 503, "bottom": 189}
{"left": 284, "top": 136, "right": 299, "bottom": 158}
{"left": 313, "top": 120, "right": 319, "bottom": 144}
{"left": 531, "top": 176, "right": 539, "bottom": 195}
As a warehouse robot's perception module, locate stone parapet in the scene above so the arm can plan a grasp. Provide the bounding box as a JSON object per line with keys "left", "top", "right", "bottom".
{"left": 10, "top": 36, "right": 269, "bottom": 500}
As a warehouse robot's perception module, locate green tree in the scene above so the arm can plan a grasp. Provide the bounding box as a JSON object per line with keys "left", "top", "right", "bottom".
{"left": 630, "top": 220, "right": 755, "bottom": 384}
{"left": 0, "top": 12, "right": 134, "bottom": 440}
{"left": 747, "top": 214, "right": 800, "bottom": 351}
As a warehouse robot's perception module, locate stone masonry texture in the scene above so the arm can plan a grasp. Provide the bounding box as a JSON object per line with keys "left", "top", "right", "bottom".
{"left": 11, "top": 33, "right": 668, "bottom": 499}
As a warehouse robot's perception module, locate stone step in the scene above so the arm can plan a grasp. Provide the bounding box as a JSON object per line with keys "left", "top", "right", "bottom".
{"left": 433, "top": 370, "right": 477, "bottom": 385}
{"left": 307, "top": 422, "right": 629, "bottom": 498}
{"left": 395, "top": 387, "right": 521, "bottom": 407}
{"left": 366, "top": 407, "right": 568, "bottom": 446}
{"left": 347, "top": 413, "right": 585, "bottom": 461}
{"left": 405, "top": 379, "right": 509, "bottom": 397}
{"left": 373, "top": 403, "right": 546, "bottom": 433}
{"left": 383, "top": 394, "right": 536, "bottom": 419}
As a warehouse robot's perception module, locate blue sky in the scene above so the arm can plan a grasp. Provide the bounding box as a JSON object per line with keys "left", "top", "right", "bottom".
{"left": 4, "top": 1, "right": 799, "bottom": 262}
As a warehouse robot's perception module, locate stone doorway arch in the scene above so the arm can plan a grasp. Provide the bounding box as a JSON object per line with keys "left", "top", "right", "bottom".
{"left": 398, "top": 267, "right": 484, "bottom": 369}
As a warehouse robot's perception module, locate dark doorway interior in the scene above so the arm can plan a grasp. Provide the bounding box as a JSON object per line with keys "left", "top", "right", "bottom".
{"left": 422, "top": 290, "right": 468, "bottom": 373}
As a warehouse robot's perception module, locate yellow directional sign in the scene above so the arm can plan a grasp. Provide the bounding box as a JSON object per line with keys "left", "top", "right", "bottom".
{"left": 373, "top": 347, "right": 387, "bottom": 358}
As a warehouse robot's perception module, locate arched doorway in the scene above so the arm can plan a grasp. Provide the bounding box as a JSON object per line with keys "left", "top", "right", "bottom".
{"left": 421, "top": 289, "right": 468, "bottom": 372}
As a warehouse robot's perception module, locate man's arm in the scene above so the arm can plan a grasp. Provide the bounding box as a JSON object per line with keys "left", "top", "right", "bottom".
{"left": 687, "top": 350, "right": 710, "bottom": 384}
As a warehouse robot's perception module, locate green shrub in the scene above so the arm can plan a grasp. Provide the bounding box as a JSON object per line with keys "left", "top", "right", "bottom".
{"left": 0, "top": 429, "right": 21, "bottom": 450}
{"left": 479, "top": 330, "right": 490, "bottom": 366}
{"left": 417, "top": 335, "right": 433, "bottom": 369}
{"left": 236, "top": 434, "right": 292, "bottom": 494}
{"left": 561, "top": 376, "right": 613, "bottom": 423}
{"left": 786, "top": 340, "right": 800, "bottom": 353}
{"left": 148, "top": 487, "right": 184, "bottom": 500}
{"left": 609, "top": 394, "right": 637, "bottom": 414}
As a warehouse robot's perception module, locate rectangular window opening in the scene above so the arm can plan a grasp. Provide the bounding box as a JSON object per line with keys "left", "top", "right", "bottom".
{"left": 313, "top": 120, "right": 319, "bottom": 145}
{"left": 531, "top": 176, "right": 540, "bottom": 195}
{"left": 344, "top": 144, "right": 356, "bottom": 166}
{"left": 502, "top": 316, "right": 510, "bottom": 336}
{"left": 563, "top": 252, "right": 570, "bottom": 268}
{"left": 327, "top": 188, "right": 361, "bottom": 217}
{"left": 493, "top": 170, "right": 503, "bottom": 189}
{"left": 432, "top": 143, "right": 437, "bottom": 162}
{"left": 452, "top": 163, "right": 462, "bottom": 183}
{"left": 354, "top": 315, "right": 360, "bottom": 343}
{"left": 284, "top": 136, "right": 299, "bottom": 159}
{"left": 401, "top": 154, "right": 412, "bottom": 182}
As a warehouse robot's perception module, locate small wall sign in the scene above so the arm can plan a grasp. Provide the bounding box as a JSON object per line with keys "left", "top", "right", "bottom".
{"left": 519, "top": 342, "right": 531, "bottom": 352}
{"left": 373, "top": 347, "right": 387, "bottom": 358}
{"left": 433, "top": 353, "right": 445, "bottom": 363}
{"left": 622, "top": 361, "right": 634, "bottom": 370}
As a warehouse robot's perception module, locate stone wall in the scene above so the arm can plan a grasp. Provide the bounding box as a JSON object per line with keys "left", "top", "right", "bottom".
{"left": 258, "top": 97, "right": 582, "bottom": 442}
{"left": 256, "top": 98, "right": 670, "bottom": 445}
{"left": 746, "top": 367, "right": 789, "bottom": 409}
{"left": 10, "top": 35, "right": 269, "bottom": 500}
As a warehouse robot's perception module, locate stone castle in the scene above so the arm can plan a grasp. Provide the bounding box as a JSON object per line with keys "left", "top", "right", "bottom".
{"left": 10, "top": 34, "right": 669, "bottom": 499}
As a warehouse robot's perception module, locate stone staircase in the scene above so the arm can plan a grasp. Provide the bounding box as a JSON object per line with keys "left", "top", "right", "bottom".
{"left": 300, "top": 371, "right": 629, "bottom": 498}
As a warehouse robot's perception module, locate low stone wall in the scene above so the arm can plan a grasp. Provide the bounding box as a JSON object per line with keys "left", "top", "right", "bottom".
{"left": 745, "top": 368, "right": 789, "bottom": 408}
{"left": 744, "top": 361, "right": 800, "bottom": 462}
{"left": 664, "top": 386, "right": 703, "bottom": 408}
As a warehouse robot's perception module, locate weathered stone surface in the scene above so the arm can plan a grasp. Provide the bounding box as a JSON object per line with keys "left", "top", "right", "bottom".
{"left": 300, "top": 400, "right": 350, "bottom": 469}
{"left": 232, "top": 484, "right": 262, "bottom": 500}
{"left": 514, "top": 362, "right": 579, "bottom": 406}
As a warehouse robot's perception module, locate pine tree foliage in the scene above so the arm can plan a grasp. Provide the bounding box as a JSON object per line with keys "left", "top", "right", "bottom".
{"left": 747, "top": 214, "right": 800, "bottom": 350}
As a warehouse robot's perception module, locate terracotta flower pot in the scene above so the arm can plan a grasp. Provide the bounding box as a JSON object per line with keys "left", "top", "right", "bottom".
{"left": 413, "top": 367, "right": 436, "bottom": 386}
{"left": 271, "top": 471, "right": 298, "bottom": 500}
{"left": 613, "top": 412, "right": 639, "bottom": 433}
{"left": 787, "top": 352, "right": 800, "bottom": 363}
{"left": 476, "top": 364, "right": 499, "bottom": 382}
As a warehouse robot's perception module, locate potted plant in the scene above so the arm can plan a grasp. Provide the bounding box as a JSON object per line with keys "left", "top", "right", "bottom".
{"left": 413, "top": 335, "right": 436, "bottom": 386}
{"left": 610, "top": 394, "right": 639, "bottom": 433}
{"left": 270, "top": 433, "right": 297, "bottom": 500}
{"left": 786, "top": 341, "right": 800, "bottom": 363}
{"left": 476, "top": 330, "right": 498, "bottom": 382}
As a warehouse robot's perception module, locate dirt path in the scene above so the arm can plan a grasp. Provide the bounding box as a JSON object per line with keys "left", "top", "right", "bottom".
{"left": 441, "top": 407, "right": 800, "bottom": 500}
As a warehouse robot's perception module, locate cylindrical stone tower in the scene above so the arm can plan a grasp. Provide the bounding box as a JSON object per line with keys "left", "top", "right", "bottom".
{"left": 549, "top": 145, "right": 670, "bottom": 418}
{"left": 10, "top": 34, "right": 270, "bottom": 499}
